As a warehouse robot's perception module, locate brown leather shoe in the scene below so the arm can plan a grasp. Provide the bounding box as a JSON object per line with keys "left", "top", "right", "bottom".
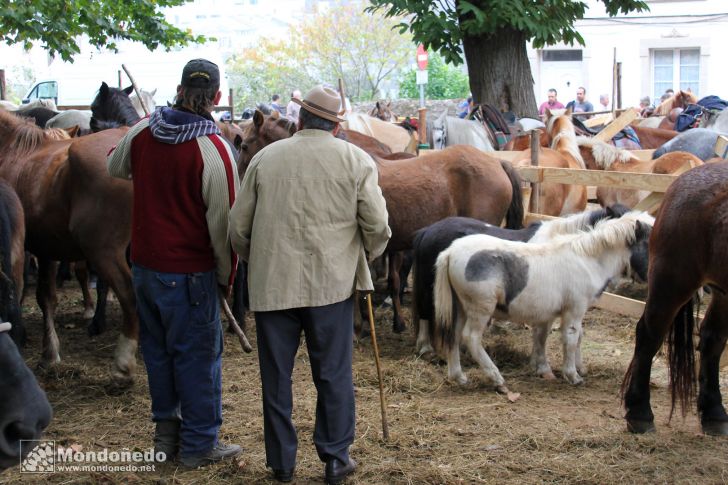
{"left": 325, "top": 457, "right": 356, "bottom": 485}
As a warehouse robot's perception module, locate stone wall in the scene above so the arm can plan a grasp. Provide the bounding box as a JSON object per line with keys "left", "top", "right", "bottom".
{"left": 352, "top": 98, "right": 463, "bottom": 119}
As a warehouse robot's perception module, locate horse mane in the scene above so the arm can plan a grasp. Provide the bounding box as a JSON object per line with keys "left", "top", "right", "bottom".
{"left": 90, "top": 85, "right": 140, "bottom": 131}
{"left": 44, "top": 127, "right": 72, "bottom": 141}
{"left": 576, "top": 136, "right": 638, "bottom": 169}
{"left": 546, "top": 111, "right": 585, "bottom": 168}
{"left": 0, "top": 108, "right": 49, "bottom": 155}
{"left": 564, "top": 212, "right": 648, "bottom": 258}
{"left": 537, "top": 208, "right": 610, "bottom": 238}
{"left": 654, "top": 90, "right": 699, "bottom": 116}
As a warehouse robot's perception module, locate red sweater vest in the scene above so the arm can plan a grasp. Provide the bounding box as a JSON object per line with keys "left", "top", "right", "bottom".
{"left": 129, "top": 129, "right": 217, "bottom": 274}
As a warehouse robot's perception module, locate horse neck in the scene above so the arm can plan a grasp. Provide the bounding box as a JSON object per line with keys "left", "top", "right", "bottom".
{"left": 534, "top": 210, "right": 599, "bottom": 240}
{"left": 568, "top": 220, "right": 634, "bottom": 279}
{"left": 551, "top": 129, "right": 584, "bottom": 168}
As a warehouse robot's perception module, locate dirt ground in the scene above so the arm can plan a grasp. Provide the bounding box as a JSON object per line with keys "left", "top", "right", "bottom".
{"left": 4, "top": 281, "right": 728, "bottom": 485}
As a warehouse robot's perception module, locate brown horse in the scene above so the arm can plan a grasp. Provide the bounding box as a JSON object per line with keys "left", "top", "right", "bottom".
{"left": 577, "top": 137, "right": 703, "bottom": 208}
{"left": 622, "top": 161, "right": 728, "bottom": 435}
{"left": 652, "top": 90, "right": 698, "bottom": 116}
{"left": 238, "top": 111, "right": 524, "bottom": 332}
{"left": 512, "top": 108, "right": 587, "bottom": 216}
{"left": 369, "top": 101, "right": 397, "bottom": 122}
{"left": 0, "top": 109, "right": 138, "bottom": 382}
{"left": 630, "top": 125, "right": 678, "bottom": 149}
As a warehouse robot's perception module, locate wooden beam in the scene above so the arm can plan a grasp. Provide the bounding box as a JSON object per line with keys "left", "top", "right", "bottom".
{"left": 629, "top": 149, "right": 656, "bottom": 162}
{"left": 523, "top": 212, "right": 559, "bottom": 225}
{"left": 517, "top": 166, "right": 677, "bottom": 192}
{"left": 632, "top": 192, "right": 664, "bottom": 214}
{"left": 594, "top": 108, "right": 639, "bottom": 143}
{"left": 583, "top": 113, "right": 612, "bottom": 128}
{"left": 594, "top": 292, "right": 645, "bottom": 318}
{"left": 715, "top": 134, "right": 728, "bottom": 159}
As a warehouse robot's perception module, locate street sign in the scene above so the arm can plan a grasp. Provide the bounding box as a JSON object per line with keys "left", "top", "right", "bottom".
{"left": 416, "top": 44, "right": 428, "bottom": 70}
{"left": 416, "top": 70, "right": 428, "bottom": 85}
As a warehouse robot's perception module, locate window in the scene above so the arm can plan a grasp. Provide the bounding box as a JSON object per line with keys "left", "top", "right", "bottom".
{"left": 652, "top": 48, "right": 699, "bottom": 100}
{"left": 542, "top": 50, "right": 583, "bottom": 62}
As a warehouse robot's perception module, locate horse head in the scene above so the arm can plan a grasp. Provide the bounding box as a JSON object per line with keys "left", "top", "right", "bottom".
{"left": 627, "top": 214, "right": 654, "bottom": 283}
{"left": 237, "top": 110, "right": 297, "bottom": 177}
{"left": 130, "top": 88, "right": 157, "bottom": 118}
{"left": 90, "top": 82, "right": 140, "bottom": 132}
{"left": 429, "top": 111, "right": 447, "bottom": 149}
{"left": 370, "top": 101, "right": 396, "bottom": 122}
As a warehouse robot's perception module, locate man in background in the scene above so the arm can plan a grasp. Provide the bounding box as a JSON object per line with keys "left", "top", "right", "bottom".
{"left": 539, "top": 88, "right": 564, "bottom": 117}
{"left": 285, "top": 89, "right": 302, "bottom": 123}
{"left": 566, "top": 87, "right": 594, "bottom": 120}
{"left": 271, "top": 94, "right": 286, "bottom": 115}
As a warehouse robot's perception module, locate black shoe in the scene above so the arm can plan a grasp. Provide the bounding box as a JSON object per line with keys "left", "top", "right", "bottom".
{"left": 273, "top": 468, "right": 295, "bottom": 482}
{"left": 179, "top": 442, "right": 242, "bottom": 468}
{"left": 153, "top": 419, "right": 180, "bottom": 462}
{"left": 325, "top": 457, "right": 357, "bottom": 485}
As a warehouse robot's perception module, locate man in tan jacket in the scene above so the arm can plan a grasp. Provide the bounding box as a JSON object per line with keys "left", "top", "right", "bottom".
{"left": 229, "top": 85, "right": 390, "bottom": 484}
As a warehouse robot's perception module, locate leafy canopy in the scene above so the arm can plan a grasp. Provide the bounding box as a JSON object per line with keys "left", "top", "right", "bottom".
{"left": 1, "top": 0, "right": 206, "bottom": 62}
{"left": 367, "top": 0, "right": 648, "bottom": 65}
{"left": 399, "top": 52, "right": 469, "bottom": 100}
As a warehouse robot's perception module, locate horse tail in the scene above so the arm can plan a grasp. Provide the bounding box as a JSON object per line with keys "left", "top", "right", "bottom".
{"left": 433, "top": 248, "right": 456, "bottom": 356}
{"left": 667, "top": 297, "right": 696, "bottom": 420}
{"left": 410, "top": 229, "right": 424, "bottom": 339}
{"left": 500, "top": 160, "right": 524, "bottom": 229}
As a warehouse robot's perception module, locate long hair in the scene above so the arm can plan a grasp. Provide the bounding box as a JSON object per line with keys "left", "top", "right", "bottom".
{"left": 174, "top": 86, "right": 218, "bottom": 117}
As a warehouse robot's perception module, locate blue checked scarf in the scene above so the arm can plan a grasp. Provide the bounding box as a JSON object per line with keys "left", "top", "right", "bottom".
{"left": 149, "top": 107, "right": 220, "bottom": 144}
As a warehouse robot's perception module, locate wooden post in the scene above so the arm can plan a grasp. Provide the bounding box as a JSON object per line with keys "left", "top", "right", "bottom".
{"left": 530, "top": 130, "right": 540, "bottom": 215}
{"left": 118, "top": 70, "right": 122, "bottom": 89}
{"left": 121, "top": 64, "right": 149, "bottom": 116}
{"left": 418, "top": 107, "right": 428, "bottom": 149}
{"left": 0, "top": 70, "right": 5, "bottom": 100}
{"left": 612, "top": 48, "right": 617, "bottom": 119}
{"left": 617, "top": 62, "right": 623, "bottom": 110}
{"left": 228, "top": 88, "right": 234, "bottom": 121}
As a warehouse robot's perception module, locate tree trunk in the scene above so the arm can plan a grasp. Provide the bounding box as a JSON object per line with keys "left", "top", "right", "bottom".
{"left": 462, "top": 28, "right": 538, "bottom": 118}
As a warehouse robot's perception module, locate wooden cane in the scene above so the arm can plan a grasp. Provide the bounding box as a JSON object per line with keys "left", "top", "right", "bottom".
{"left": 366, "top": 292, "right": 389, "bottom": 440}
{"left": 121, "top": 64, "right": 150, "bottom": 116}
{"left": 218, "top": 290, "right": 253, "bottom": 353}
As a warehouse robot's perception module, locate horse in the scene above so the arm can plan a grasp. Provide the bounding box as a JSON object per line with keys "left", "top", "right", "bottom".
{"left": 577, "top": 137, "right": 703, "bottom": 208}
{"left": 90, "top": 83, "right": 140, "bottom": 132}
{"left": 432, "top": 212, "right": 652, "bottom": 389}
{"left": 238, "top": 111, "right": 524, "bottom": 333}
{"left": 652, "top": 90, "right": 698, "bottom": 116}
{"left": 369, "top": 101, "right": 396, "bottom": 122}
{"left": 511, "top": 108, "right": 587, "bottom": 216}
{"left": 701, "top": 107, "right": 728, "bottom": 133}
{"left": 652, "top": 127, "right": 725, "bottom": 162}
{"left": 0, "top": 102, "right": 139, "bottom": 383}
{"left": 343, "top": 113, "right": 418, "bottom": 154}
{"left": 0, "top": 182, "right": 26, "bottom": 347}
{"left": 629, "top": 125, "right": 678, "bottom": 149}
{"left": 14, "top": 107, "right": 60, "bottom": 128}
{"left": 621, "top": 162, "right": 728, "bottom": 435}
{"left": 45, "top": 109, "right": 92, "bottom": 132}
{"left": 413, "top": 204, "right": 631, "bottom": 356}
{"left": 427, "top": 111, "right": 495, "bottom": 152}
{"left": 0, "top": 322, "right": 53, "bottom": 471}
{"left": 130, "top": 88, "right": 157, "bottom": 118}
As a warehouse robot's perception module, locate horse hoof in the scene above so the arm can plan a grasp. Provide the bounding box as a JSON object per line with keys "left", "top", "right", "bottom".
{"left": 541, "top": 371, "right": 556, "bottom": 381}
{"left": 702, "top": 421, "right": 728, "bottom": 436}
{"left": 392, "top": 321, "right": 406, "bottom": 334}
{"left": 451, "top": 373, "right": 467, "bottom": 385}
{"left": 626, "top": 419, "right": 656, "bottom": 434}
{"left": 417, "top": 344, "right": 434, "bottom": 357}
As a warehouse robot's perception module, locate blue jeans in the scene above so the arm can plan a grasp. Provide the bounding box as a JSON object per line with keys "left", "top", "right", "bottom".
{"left": 132, "top": 265, "right": 223, "bottom": 457}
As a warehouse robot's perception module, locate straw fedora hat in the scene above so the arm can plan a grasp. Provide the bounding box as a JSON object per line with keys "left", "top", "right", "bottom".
{"left": 293, "top": 85, "right": 346, "bottom": 123}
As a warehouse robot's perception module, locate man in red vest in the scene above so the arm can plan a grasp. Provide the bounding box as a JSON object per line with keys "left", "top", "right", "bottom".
{"left": 108, "top": 59, "right": 241, "bottom": 468}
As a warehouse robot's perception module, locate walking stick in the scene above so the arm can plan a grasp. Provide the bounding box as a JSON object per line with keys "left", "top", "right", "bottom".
{"left": 218, "top": 289, "right": 253, "bottom": 353}
{"left": 366, "top": 292, "right": 389, "bottom": 440}
{"left": 121, "top": 64, "right": 150, "bottom": 116}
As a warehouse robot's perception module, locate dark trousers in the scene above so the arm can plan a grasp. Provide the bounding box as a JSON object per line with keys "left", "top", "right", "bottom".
{"left": 132, "top": 265, "right": 223, "bottom": 458}
{"left": 255, "top": 297, "right": 355, "bottom": 470}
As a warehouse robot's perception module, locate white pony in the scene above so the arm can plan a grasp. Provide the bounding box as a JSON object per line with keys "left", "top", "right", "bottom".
{"left": 130, "top": 88, "right": 157, "bottom": 118}
{"left": 427, "top": 111, "right": 495, "bottom": 152}
{"left": 432, "top": 212, "right": 652, "bottom": 389}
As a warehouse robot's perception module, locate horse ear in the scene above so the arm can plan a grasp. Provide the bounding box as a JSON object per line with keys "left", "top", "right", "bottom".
{"left": 544, "top": 108, "right": 552, "bottom": 118}
{"left": 234, "top": 134, "right": 244, "bottom": 152}
{"left": 376, "top": 101, "right": 381, "bottom": 109}
{"left": 387, "top": 100, "right": 391, "bottom": 107}
{"left": 565, "top": 106, "right": 573, "bottom": 116}
{"left": 123, "top": 86, "right": 134, "bottom": 96}
{"left": 65, "top": 125, "right": 80, "bottom": 138}
{"left": 100, "top": 82, "right": 110, "bottom": 97}
{"left": 270, "top": 110, "right": 280, "bottom": 120}
{"left": 151, "top": 88, "right": 157, "bottom": 96}
{"left": 253, "top": 110, "right": 265, "bottom": 129}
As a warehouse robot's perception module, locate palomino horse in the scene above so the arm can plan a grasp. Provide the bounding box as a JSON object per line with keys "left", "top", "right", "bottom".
{"left": 413, "top": 204, "right": 630, "bottom": 356}
{"left": 622, "top": 162, "right": 728, "bottom": 435}
{"left": 0, "top": 321, "right": 52, "bottom": 471}
{"left": 433, "top": 212, "right": 651, "bottom": 389}
{"left": 0, "top": 105, "right": 139, "bottom": 382}
{"left": 577, "top": 137, "right": 703, "bottom": 208}
{"left": 369, "top": 101, "right": 396, "bottom": 122}
{"left": 238, "top": 111, "right": 524, "bottom": 333}
{"left": 343, "top": 113, "right": 417, "bottom": 154}
{"left": 512, "top": 108, "right": 587, "bottom": 216}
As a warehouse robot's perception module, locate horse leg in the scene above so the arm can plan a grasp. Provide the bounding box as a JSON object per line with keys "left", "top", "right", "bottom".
{"left": 91, "top": 255, "right": 138, "bottom": 383}
{"left": 530, "top": 320, "right": 555, "bottom": 379}
{"left": 463, "top": 316, "right": 505, "bottom": 388}
{"left": 74, "top": 261, "right": 96, "bottom": 322}
{"left": 86, "top": 271, "right": 110, "bottom": 337}
{"left": 560, "top": 308, "right": 587, "bottom": 385}
{"left": 697, "top": 292, "right": 728, "bottom": 435}
{"left": 446, "top": 307, "right": 467, "bottom": 385}
{"left": 623, "top": 281, "right": 695, "bottom": 433}
{"left": 36, "top": 258, "right": 61, "bottom": 367}
{"left": 388, "top": 251, "right": 406, "bottom": 333}
{"left": 415, "top": 317, "right": 433, "bottom": 356}
{"left": 576, "top": 325, "right": 587, "bottom": 377}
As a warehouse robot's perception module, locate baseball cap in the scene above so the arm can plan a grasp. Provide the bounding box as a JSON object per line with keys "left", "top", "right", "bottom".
{"left": 181, "top": 59, "right": 220, "bottom": 89}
